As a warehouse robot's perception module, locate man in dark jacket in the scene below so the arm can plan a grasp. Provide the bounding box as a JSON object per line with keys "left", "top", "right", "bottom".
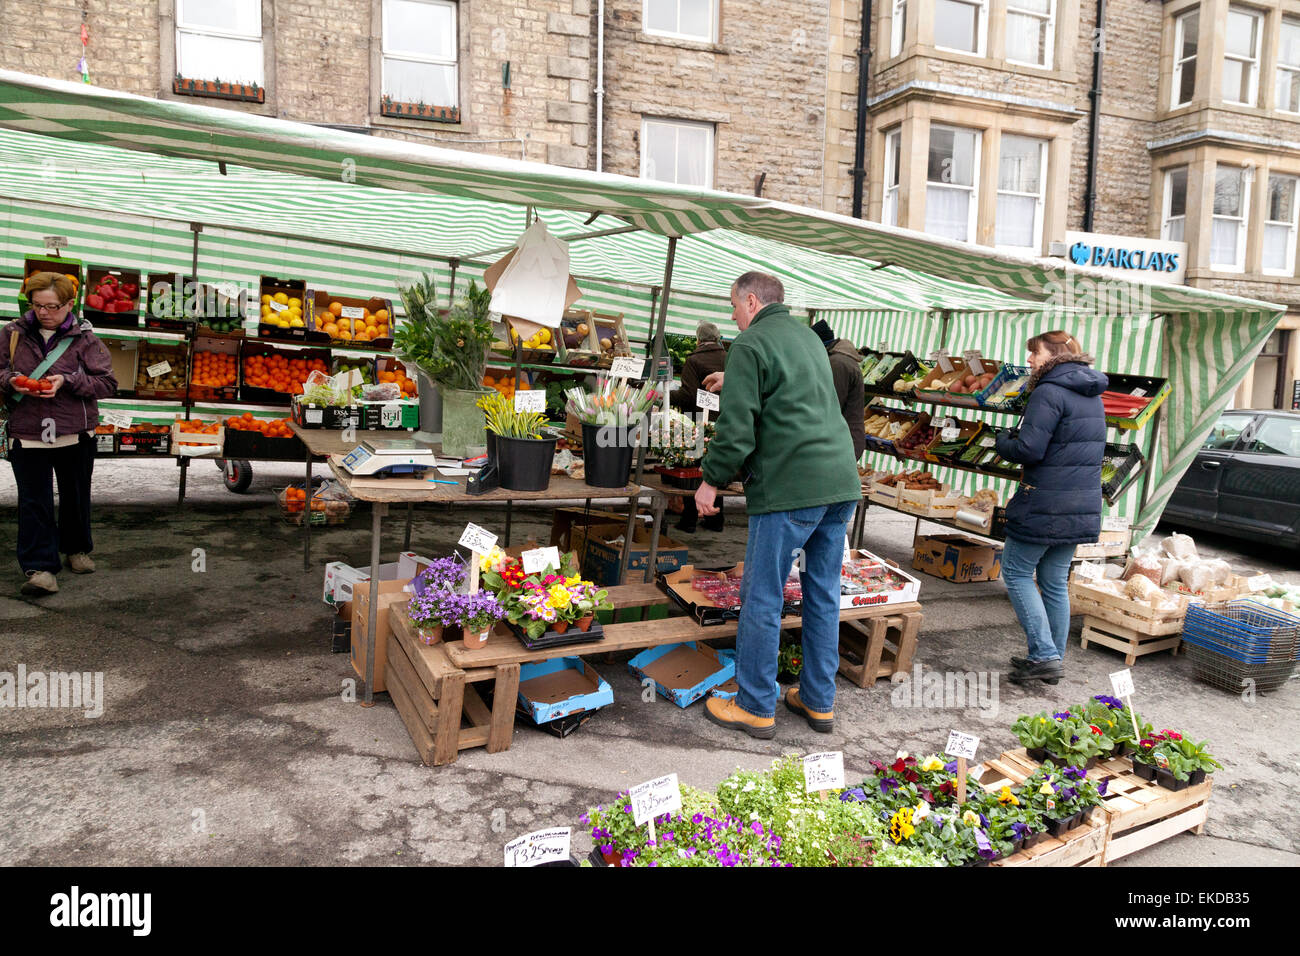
{"left": 811, "top": 319, "right": 867, "bottom": 461}
{"left": 695, "top": 272, "right": 862, "bottom": 738}
{"left": 669, "top": 322, "right": 728, "bottom": 533}
{"left": 995, "top": 331, "right": 1108, "bottom": 685}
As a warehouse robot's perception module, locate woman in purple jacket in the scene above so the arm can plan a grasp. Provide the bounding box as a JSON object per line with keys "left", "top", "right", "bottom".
{"left": 1, "top": 272, "right": 117, "bottom": 595}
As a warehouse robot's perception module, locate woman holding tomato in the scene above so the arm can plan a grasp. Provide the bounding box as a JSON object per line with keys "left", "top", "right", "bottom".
{"left": 1, "top": 272, "right": 117, "bottom": 595}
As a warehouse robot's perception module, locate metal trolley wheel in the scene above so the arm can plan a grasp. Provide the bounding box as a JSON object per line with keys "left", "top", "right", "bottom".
{"left": 216, "top": 458, "right": 254, "bottom": 493}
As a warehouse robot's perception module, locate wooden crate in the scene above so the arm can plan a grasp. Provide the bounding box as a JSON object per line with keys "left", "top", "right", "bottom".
{"left": 897, "top": 484, "right": 963, "bottom": 520}
{"left": 993, "top": 819, "right": 1106, "bottom": 867}
{"left": 1079, "top": 615, "right": 1183, "bottom": 666}
{"left": 981, "top": 748, "right": 1212, "bottom": 866}
{"left": 1068, "top": 580, "right": 1188, "bottom": 635}
{"left": 836, "top": 610, "right": 924, "bottom": 687}
{"left": 1163, "top": 574, "right": 1249, "bottom": 605}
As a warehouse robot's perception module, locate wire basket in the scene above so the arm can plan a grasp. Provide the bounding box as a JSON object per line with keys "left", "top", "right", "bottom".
{"left": 277, "top": 485, "right": 352, "bottom": 526}
{"left": 1182, "top": 601, "right": 1300, "bottom": 692}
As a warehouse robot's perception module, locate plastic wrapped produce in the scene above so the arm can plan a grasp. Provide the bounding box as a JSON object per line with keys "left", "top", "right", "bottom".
{"left": 1160, "top": 533, "right": 1198, "bottom": 561}
{"left": 1203, "top": 558, "right": 1232, "bottom": 585}
{"left": 1159, "top": 559, "right": 1186, "bottom": 586}
{"left": 1124, "top": 574, "right": 1161, "bottom": 602}
{"left": 1123, "top": 552, "right": 1163, "bottom": 586}
{"left": 1178, "top": 562, "right": 1216, "bottom": 593}
{"left": 1103, "top": 563, "right": 1125, "bottom": 580}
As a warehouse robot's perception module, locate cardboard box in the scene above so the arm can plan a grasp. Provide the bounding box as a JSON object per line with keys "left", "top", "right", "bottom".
{"left": 912, "top": 535, "right": 1003, "bottom": 583}
{"left": 324, "top": 552, "right": 431, "bottom": 607}
{"left": 347, "top": 554, "right": 434, "bottom": 692}
{"left": 292, "top": 397, "right": 362, "bottom": 430}
{"left": 572, "top": 522, "right": 688, "bottom": 586}
{"left": 549, "top": 507, "right": 635, "bottom": 552}
{"left": 359, "top": 398, "right": 419, "bottom": 431}
{"left": 628, "top": 642, "right": 735, "bottom": 708}
{"left": 798, "top": 548, "right": 923, "bottom": 609}
{"left": 517, "top": 658, "right": 614, "bottom": 724}
{"left": 656, "top": 563, "right": 747, "bottom": 626}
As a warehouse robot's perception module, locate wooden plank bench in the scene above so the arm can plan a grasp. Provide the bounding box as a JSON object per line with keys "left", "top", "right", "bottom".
{"left": 386, "top": 581, "right": 922, "bottom": 766}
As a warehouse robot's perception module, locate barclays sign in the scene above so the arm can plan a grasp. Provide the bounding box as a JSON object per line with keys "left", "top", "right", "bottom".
{"left": 1069, "top": 241, "right": 1179, "bottom": 273}
{"left": 1061, "top": 231, "right": 1188, "bottom": 285}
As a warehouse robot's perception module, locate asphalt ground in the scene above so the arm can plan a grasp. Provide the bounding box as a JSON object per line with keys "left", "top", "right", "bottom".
{"left": 0, "top": 456, "right": 1297, "bottom": 867}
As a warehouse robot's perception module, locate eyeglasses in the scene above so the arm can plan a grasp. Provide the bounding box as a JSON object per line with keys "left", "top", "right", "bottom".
{"left": 32, "top": 303, "right": 68, "bottom": 313}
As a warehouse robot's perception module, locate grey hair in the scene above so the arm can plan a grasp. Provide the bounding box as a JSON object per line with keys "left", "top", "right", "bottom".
{"left": 732, "top": 271, "right": 784, "bottom": 306}
{"left": 696, "top": 321, "right": 720, "bottom": 343}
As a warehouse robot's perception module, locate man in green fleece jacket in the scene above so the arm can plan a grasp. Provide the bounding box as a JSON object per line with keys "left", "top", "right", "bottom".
{"left": 696, "top": 271, "right": 862, "bottom": 738}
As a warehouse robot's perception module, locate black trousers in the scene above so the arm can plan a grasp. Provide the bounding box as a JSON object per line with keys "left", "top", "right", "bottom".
{"left": 677, "top": 495, "right": 725, "bottom": 531}
{"left": 8, "top": 432, "right": 96, "bottom": 574}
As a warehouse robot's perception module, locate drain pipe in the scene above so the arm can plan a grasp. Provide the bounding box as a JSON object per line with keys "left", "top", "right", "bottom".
{"left": 595, "top": 0, "right": 606, "bottom": 172}
{"left": 851, "top": 0, "right": 873, "bottom": 219}
{"left": 1082, "top": 0, "right": 1106, "bottom": 231}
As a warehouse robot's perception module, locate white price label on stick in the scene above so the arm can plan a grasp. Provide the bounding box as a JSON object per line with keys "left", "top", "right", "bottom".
{"left": 945, "top": 730, "right": 980, "bottom": 760}
{"left": 1075, "top": 562, "right": 1104, "bottom": 582}
{"left": 503, "top": 827, "right": 571, "bottom": 868}
{"left": 146, "top": 361, "right": 172, "bottom": 378}
{"left": 609, "top": 357, "right": 645, "bottom": 379}
{"left": 962, "top": 350, "right": 984, "bottom": 372}
{"left": 521, "top": 546, "right": 562, "bottom": 575}
{"left": 514, "top": 389, "right": 546, "bottom": 413}
{"left": 629, "top": 773, "right": 681, "bottom": 826}
{"left": 459, "top": 523, "right": 498, "bottom": 555}
{"left": 267, "top": 300, "right": 287, "bottom": 313}
{"left": 696, "top": 389, "right": 720, "bottom": 412}
{"left": 941, "top": 425, "right": 961, "bottom": 441}
{"left": 1110, "top": 668, "right": 1135, "bottom": 699}
{"left": 803, "top": 751, "right": 845, "bottom": 792}
{"left": 101, "top": 410, "right": 133, "bottom": 430}
{"left": 340, "top": 305, "right": 365, "bottom": 320}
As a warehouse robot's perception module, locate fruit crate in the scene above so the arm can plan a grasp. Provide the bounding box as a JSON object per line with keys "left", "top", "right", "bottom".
{"left": 257, "top": 275, "right": 309, "bottom": 342}
{"left": 976, "top": 363, "right": 1031, "bottom": 412}
{"left": 1103, "top": 373, "right": 1171, "bottom": 431}
{"left": 861, "top": 350, "right": 920, "bottom": 397}
{"left": 144, "top": 272, "right": 199, "bottom": 332}
{"left": 240, "top": 342, "right": 330, "bottom": 406}
{"left": 309, "top": 291, "right": 394, "bottom": 350}
{"left": 133, "top": 344, "right": 189, "bottom": 400}
{"left": 187, "top": 335, "right": 241, "bottom": 403}
{"left": 170, "top": 421, "right": 224, "bottom": 458}
{"left": 82, "top": 266, "right": 143, "bottom": 329}
{"left": 1101, "top": 441, "right": 1146, "bottom": 503}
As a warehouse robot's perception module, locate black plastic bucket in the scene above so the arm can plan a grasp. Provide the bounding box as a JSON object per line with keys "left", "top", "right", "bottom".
{"left": 497, "top": 434, "right": 557, "bottom": 491}
{"left": 581, "top": 422, "right": 639, "bottom": 488}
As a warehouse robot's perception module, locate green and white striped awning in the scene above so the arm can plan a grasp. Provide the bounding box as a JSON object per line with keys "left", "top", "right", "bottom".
{"left": 0, "top": 69, "right": 1286, "bottom": 536}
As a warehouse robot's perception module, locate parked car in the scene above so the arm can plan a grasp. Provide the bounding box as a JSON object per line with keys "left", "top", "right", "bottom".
{"left": 1162, "top": 409, "right": 1300, "bottom": 550}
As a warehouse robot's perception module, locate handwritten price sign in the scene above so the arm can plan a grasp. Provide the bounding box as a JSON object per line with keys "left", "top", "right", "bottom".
{"left": 609, "top": 357, "right": 645, "bottom": 379}
{"left": 695, "top": 389, "right": 720, "bottom": 412}
{"left": 522, "top": 546, "right": 561, "bottom": 575}
{"left": 803, "top": 752, "right": 845, "bottom": 793}
{"left": 1110, "top": 668, "right": 1135, "bottom": 699}
{"left": 515, "top": 390, "right": 546, "bottom": 413}
{"left": 945, "top": 730, "right": 980, "bottom": 761}
{"left": 459, "top": 523, "right": 498, "bottom": 555}
{"left": 503, "top": 827, "right": 571, "bottom": 868}
{"left": 629, "top": 773, "right": 681, "bottom": 826}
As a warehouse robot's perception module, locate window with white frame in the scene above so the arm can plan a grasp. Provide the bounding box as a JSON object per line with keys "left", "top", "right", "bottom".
{"left": 1222, "top": 5, "right": 1262, "bottom": 106}
{"left": 925, "top": 125, "right": 980, "bottom": 242}
{"left": 995, "top": 134, "right": 1047, "bottom": 251}
{"left": 176, "top": 0, "right": 264, "bottom": 84}
{"left": 934, "top": 0, "right": 987, "bottom": 56}
{"left": 1162, "top": 167, "right": 1188, "bottom": 242}
{"left": 883, "top": 128, "right": 902, "bottom": 226}
{"left": 1172, "top": 8, "right": 1199, "bottom": 108}
{"left": 643, "top": 0, "right": 717, "bottom": 43}
{"left": 641, "top": 118, "right": 714, "bottom": 188}
{"left": 1006, "top": 0, "right": 1054, "bottom": 68}
{"left": 1277, "top": 17, "right": 1300, "bottom": 114}
{"left": 1211, "top": 164, "right": 1250, "bottom": 271}
{"left": 382, "top": 0, "right": 458, "bottom": 107}
{"left": 1263, "top": 174, "right": 1299, "bottom": 276}
{"left": 891, "top": 0, "right": 907, "bottom": 58}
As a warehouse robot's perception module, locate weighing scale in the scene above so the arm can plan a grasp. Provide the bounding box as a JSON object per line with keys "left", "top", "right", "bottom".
{"left": 340, "top": 438, "right": 441, "bottom": 478}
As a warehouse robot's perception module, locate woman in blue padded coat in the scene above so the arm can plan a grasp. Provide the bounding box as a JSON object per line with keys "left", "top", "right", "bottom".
{"left": 995, "top": 330, "right": 1108, "bottom": 686}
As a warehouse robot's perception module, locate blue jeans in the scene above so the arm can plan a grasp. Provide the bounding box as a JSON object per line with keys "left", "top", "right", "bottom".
{"left": 735, "top": 500, "right": 857, "bottom": 718}
{"left": 1001, "top": 535, "right": 1075, "bottom": 663}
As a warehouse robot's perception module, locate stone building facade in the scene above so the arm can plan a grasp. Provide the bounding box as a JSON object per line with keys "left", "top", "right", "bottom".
{"left": 2, "top": 0, "right": 1298, "bottom": 406}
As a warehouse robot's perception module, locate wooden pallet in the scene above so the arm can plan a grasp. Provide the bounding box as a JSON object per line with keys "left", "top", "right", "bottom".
{"left": 1080, "top": 615, "right": 1182, "bottom": 666}
{"left": 836, "top": 611, "right": 924, "bottom": 687}
{"left": 983, "top": 748, "right": 1212, "bottom": 866}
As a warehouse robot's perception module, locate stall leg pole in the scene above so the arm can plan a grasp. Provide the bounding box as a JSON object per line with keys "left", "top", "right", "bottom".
{"left": 505, "top": 499, "right": 513, "bottom": 547}
{"left": 617, "top": 492, "right": 639, "bottom": 585}
{"left": 645, "top": 493, "right": 666, "bottom": 585}
{"left": 303, "top": 448, "right": 313, "bottom": 571}
{"left": 634, "top": 236, "right": 678, "bottom": 487}
{"left": 363, "top": 502, "right": 387, "bottom": 708}
{"left": 403, "top": 503, "right": 414, "bottom": 551}
{"left": 177, "top": 457, "right": 188, "bottom": 510}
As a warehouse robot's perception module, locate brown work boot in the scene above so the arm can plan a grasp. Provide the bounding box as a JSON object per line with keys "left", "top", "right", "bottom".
{"left": 784, "top": 687, "right": 834, "bottom": 733}
{"left": 704, "top": 695, "right": 776, "bottom": 739}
